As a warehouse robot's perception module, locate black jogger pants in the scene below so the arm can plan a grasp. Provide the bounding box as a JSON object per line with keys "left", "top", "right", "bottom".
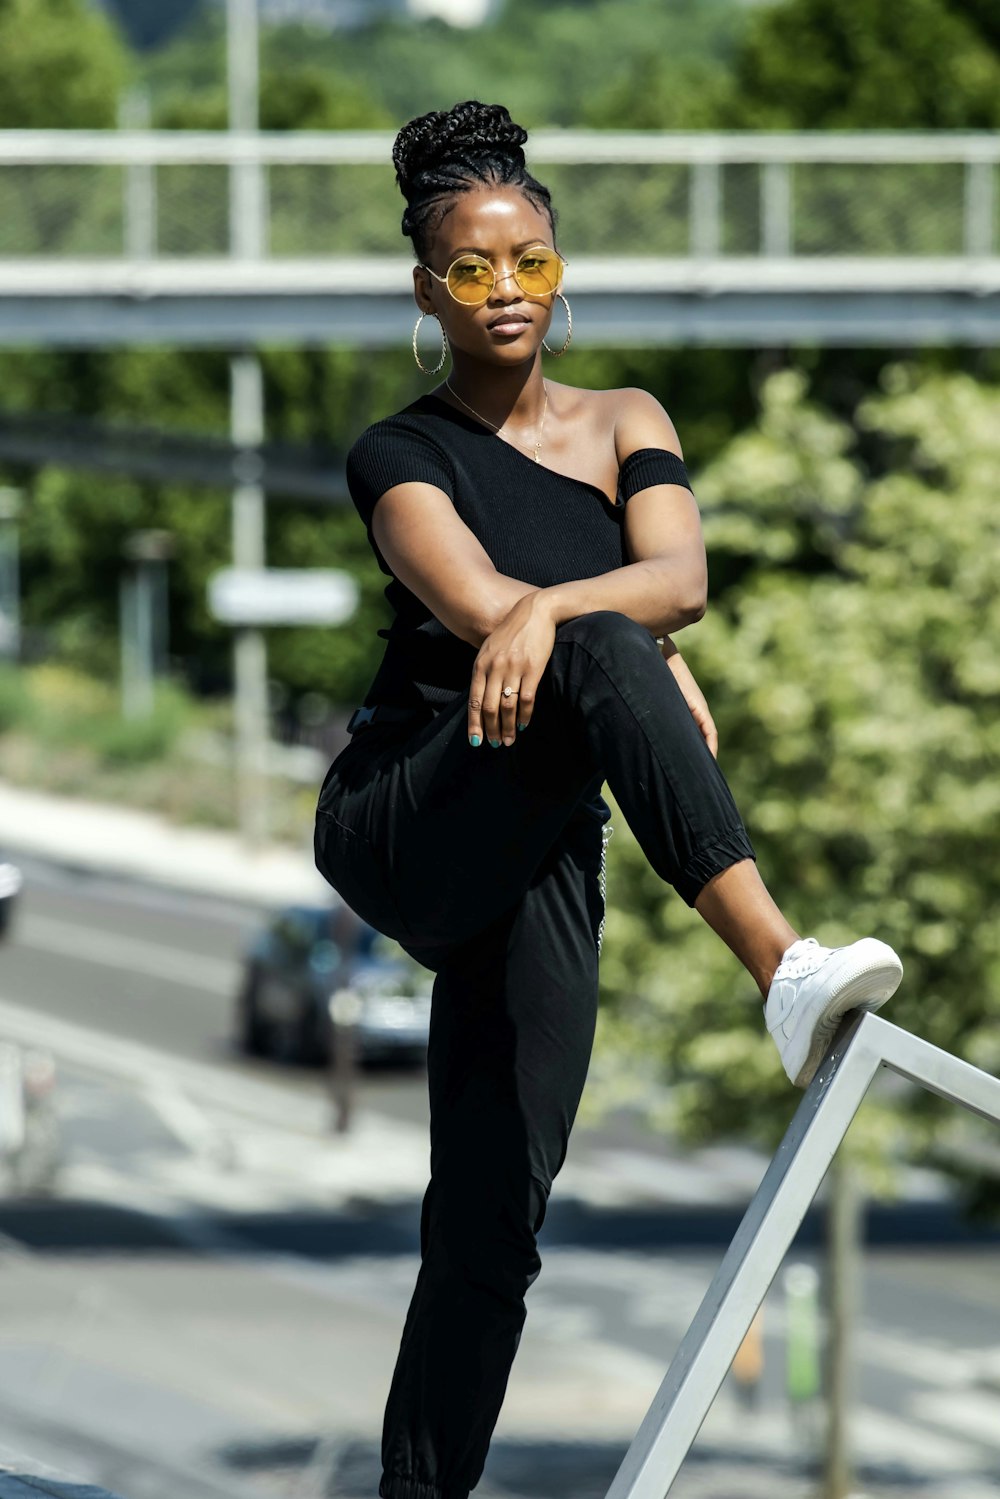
{"left": 313, "top": 609, "right": 756, "bottom": 1499}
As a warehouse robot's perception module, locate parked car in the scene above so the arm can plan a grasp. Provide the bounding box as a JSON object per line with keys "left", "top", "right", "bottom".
{"left": 0, "top": 859, "right": 22, "bottom": 941}
{"left": 234, "top": 902, "right": 432, "bottom": 1066}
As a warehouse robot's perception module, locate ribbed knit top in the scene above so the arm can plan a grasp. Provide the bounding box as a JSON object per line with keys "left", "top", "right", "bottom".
{"left": 345, "top": 391, "right": 693, "bottom": 710}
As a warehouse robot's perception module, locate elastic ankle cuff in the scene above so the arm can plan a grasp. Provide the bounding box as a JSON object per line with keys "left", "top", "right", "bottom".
{"left": 380, "top": 1475, "right": 466, "bottom": 1499}
{"left": 677, "top": 825, "right": 757, "bottom": 907}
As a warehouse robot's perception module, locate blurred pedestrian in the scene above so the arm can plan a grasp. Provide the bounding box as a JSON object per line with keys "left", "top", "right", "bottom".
{"left": 326, "top": 901, "right": 364, "bottom": 1134}
{"left": 731, "top": 1306, "right": 765, "bottom": 1410}
{"left": 313, "top": 99, "right": 903, "bottom": 1499}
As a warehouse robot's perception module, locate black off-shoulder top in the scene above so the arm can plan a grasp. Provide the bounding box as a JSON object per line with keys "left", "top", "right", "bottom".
{"left": 345, "top": 391, "right": 694, "bottom": 710}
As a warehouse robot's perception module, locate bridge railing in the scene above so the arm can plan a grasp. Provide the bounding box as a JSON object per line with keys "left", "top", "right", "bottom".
{"left": 0, "top": 130, "right": 998, "bottom": 263}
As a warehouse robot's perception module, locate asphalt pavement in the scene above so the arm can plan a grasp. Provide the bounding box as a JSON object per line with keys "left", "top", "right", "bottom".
{"left": 0, "top": 848, "right": 997, "bottom": 1499}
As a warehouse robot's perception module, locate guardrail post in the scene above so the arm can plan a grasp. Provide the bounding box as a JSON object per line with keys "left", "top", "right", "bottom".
{"left": 964, "top": 158, "right": 995, "bottom": 258}
{"left": 690, "top": 158, "right": 722, "bottom": 259}
{"left": 762, "top": 159, "right": 792, "bottom": 257}
{"left": 119, "top": 87, "right": 156, "bottom": 261}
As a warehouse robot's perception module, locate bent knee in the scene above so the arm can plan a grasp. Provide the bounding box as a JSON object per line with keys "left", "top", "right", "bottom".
{"left": 553, "top": 609, "right": 660, "bottom": 667}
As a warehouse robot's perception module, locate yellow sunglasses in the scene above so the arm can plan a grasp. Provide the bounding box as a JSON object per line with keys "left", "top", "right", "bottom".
{"left": 419, "top": 245, "right": 567, "bottom": 307}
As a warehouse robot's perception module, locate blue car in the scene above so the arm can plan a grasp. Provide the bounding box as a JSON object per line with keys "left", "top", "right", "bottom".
{"left": 234, "top": 902, "right": 432, "bottom": 1066}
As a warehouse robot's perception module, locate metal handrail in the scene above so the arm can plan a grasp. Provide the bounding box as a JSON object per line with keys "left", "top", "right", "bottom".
{"left": 1, "top": 128, "right": 999, "bottom": 165}
{"left": 603, "top": 1011, "right": 1000, "bottom": 1499}
{"left": 2, "top": 129, "right": 997, "bottom": 342}
{"left": 0, "top": 129, "right": 996, "bottom": 267}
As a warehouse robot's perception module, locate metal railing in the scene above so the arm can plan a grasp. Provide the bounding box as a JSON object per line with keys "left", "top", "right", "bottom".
{"left": 603, "top": 1010, "right": 1000, "bottom": 1498}
{"left": 2, "top": 131, "right": 998, "bottom": 345}
{"left": 0, "top": 129, "right": 997, "bottom": 263}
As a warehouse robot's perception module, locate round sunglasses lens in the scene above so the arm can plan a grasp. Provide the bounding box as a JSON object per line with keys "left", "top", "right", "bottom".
{"left": 447, "top": 257, "right": 493, "bottom": 304}
{"left": 516, "top": 250, "right": 563, "bottom": 294}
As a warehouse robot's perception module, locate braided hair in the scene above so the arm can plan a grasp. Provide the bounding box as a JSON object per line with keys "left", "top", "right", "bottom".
{"left": 392, "top": 100, "right": 558, "bottom": 262}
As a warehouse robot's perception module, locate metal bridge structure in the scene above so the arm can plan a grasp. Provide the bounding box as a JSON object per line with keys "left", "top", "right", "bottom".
{"left": 1, "top": 128, "right": 999, "bottom": 348}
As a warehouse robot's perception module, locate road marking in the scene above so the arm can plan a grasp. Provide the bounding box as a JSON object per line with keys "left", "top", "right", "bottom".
{"left": 0, "top": 995, "right": 431, "bottom": 1207}
{"left": 909, "top": 1388, "right": 1000, "bottom": 1452}
{"left": 852, "top": 1399, "right": 996, "bottom": 1472}
{"left": 15, "top": 913, "right": 239, "bottom": 995}
{"left": 143, "top": 1080, "right": 239, "bottom": 1171}
{"left": 0, "top": 994, "right": 324, "bottom": 1130}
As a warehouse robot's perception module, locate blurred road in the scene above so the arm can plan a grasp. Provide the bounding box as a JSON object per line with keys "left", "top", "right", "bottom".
{"left": 0, "top": 857, "right": 997, "bottom": 1499}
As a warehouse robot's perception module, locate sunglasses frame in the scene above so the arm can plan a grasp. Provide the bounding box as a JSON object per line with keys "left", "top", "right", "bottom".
{"left": 419, "top": 245, "right": 568, "bottom": 307}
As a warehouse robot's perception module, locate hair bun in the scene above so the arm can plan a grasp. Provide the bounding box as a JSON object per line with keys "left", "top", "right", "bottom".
{"left": 393, "top": 100, "right": 528, "bottom": 197}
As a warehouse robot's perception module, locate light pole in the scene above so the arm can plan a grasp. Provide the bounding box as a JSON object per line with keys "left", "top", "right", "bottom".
{"left": 227, "top": 0, "right": 269, "bottom": 844}
{"left": 0, "top": 487, "right": 22, "bottom": 662}
{"left": 120, "top": 529, "right": 174, "bottom": 719}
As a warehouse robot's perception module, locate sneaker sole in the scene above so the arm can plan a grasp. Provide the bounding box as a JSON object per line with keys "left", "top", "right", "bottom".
{"left": 789, "top": 954, "right": 903, "bottom": 1089}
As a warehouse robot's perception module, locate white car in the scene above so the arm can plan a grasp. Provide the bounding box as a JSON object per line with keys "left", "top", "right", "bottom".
{"left": 0, "top": 860, "right": 22, "bottom": 940}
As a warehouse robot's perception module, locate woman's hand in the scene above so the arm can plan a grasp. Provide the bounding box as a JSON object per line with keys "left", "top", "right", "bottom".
{"left": 468, "top": 593, "right": 556, "bottom": 748}
{"left": 659, "top": 637, "right": 719, "bottom": 758}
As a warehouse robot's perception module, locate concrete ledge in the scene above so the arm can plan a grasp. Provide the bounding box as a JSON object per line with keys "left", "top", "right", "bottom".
{"left": 0, "top": 779, "right": 329, "bottom": 908}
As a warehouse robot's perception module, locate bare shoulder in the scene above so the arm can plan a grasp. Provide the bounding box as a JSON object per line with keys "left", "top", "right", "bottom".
{"left": 549, "top": 382, "right": 682, "bottom": 462}
{"left": 610, "top": 386, "right": 684, "bottom": 461}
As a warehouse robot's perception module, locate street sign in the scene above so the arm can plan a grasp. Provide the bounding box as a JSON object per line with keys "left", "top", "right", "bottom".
{"left": 208, "top": 567, "right": 358, "bottom": 626}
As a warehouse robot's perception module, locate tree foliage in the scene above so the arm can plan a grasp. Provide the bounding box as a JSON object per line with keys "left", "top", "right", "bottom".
{"left": 591, "top": 0, "right": 1000, "bottom": 130}
{"left": 728, "top": 0, "right": 1000, "bottom": 129}
{"left": 0, "top": 0, "right": 128, "bottom": 128}
{"left": 137, "top": 0, "right": 745, "bottom": 131}
{"left": 589, "top": 365, "right": 1000, "bottom": 1173}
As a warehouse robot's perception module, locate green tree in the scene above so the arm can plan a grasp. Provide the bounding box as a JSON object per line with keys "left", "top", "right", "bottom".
{"left": 727, "top": 0, "right": 1000, "bottom": 129}
{"left": 0, "top": 0, "right": 128, "bottom": 128}
{"left": 590, "top": 0, "right": 1000, "bottom": 130}
{"left": 143, "top": 0, "right": 746, "bottom": 132}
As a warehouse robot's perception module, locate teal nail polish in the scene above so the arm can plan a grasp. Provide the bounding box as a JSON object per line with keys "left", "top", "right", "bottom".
{"left": 470, "top": 734, "right": 481, "bottom": 747}
{"left": 489, "top": 738, "right": 500, "bottom": 748}
{"left": 517, "top": 722, "right": 526, "bottom": 732}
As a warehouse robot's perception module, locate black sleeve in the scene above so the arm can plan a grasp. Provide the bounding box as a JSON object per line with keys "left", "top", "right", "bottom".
{"left": 345, "top": 419, "right": 456, "bottom": 534}
{"left": 618, "top": 447, "right": 693, "bottom": 502}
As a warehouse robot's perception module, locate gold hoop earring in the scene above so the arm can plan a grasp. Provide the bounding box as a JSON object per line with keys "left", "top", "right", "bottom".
{"left": 542, "top": 293, "right": 573, "bottom": 357}
{"left": 412, "top": 312, "right": 448, "bottom": 375}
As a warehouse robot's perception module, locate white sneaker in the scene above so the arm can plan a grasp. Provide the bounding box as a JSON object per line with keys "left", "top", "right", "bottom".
{"left": 765, "top": 936, "right": 903, "bottom": 1088}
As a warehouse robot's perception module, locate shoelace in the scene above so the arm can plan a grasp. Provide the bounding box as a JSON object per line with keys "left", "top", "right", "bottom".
{"left": 777, "top": 937, "right": 823, "bottom": 979}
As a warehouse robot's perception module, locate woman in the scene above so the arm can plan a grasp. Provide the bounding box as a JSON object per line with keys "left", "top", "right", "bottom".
{"left": 314, "top": 100, "right": 902, "bottom": 1499}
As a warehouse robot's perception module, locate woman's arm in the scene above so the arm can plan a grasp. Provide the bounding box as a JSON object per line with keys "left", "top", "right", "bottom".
{"left": 368, "top": 389, "right": 702, "bottom": 647}
{"left": 370, "top": 480, "right": 542, "bottom": 647}
{"left": 530, "top": 388, "right": 707, "bottom": 636}
{"left": 462, "top": 388, "right": 718, "bottom": 751}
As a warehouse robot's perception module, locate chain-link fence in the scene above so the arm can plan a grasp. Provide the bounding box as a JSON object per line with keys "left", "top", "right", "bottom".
{"left": 0, "top": 132, "right": 997, "bottom": 261}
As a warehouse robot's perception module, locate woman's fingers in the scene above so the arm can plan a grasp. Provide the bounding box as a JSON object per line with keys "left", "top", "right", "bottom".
{"left": 469, "top": 659, "right": 537, "bottom": 747}
{"left": 498, "top": 680, "right": 520, "bottom": 746}
{"left": 469, "top": 656, "right": 508, "bottom": 748}
{"left": 666, "top": 652, "right": 719, "bottom": 758}
{"left": 468, "top": 660, "right": 487, "bottom": 747}
{"left": 694, "top": 702, "right": 719, "bottom": 758}
{"left": 482, "top": 672, "right": 504, "bottom": 746}
{"left": 514, "top": 676, "right": 535, "bottom": 735}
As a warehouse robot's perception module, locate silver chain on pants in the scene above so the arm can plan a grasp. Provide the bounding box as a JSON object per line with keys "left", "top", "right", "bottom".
{"left": 597, "top": 820, "right": 614, "bottom": 957}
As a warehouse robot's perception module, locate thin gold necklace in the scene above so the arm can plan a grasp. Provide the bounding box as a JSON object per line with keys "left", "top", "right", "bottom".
{"left": 444, "top": 379, "right": 549, "bottom": 463}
